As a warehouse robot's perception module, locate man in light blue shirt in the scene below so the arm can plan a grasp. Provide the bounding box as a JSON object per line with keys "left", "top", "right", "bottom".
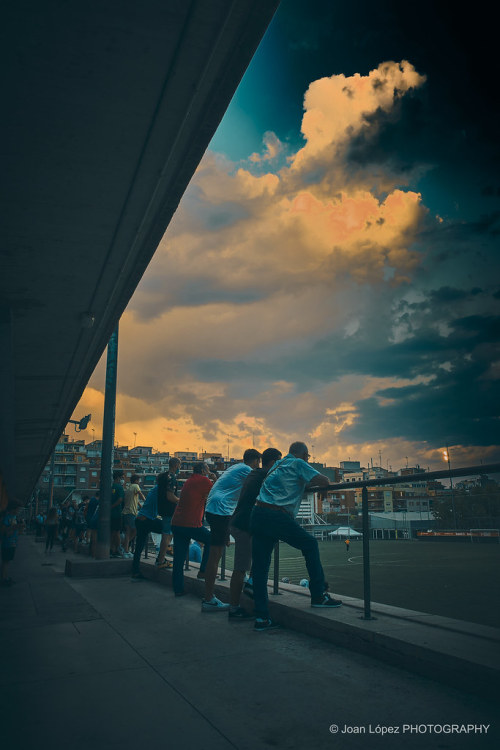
{"left": 258, "top": 453, "right": 320, "bottom": 518}
{"left": 250, "top": 442, "right": 342, "bottom": 630}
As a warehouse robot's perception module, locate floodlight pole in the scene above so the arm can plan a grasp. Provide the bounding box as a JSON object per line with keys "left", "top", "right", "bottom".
{"left": 361, "top": 486, "right": 374, "bottom": 619}
{"left": 446, "top": 445, "right": 457, "bottom": 530}
{"left": 96, "top": 324, "right": 119, "bottom": 559}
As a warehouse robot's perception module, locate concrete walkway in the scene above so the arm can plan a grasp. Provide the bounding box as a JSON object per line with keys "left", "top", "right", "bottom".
{"left": 1, "top": 536, "right": 498, "bottom": 750}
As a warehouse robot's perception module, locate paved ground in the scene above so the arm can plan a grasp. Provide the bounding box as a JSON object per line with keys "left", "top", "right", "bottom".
{"left": 1, "top": 536, "right": 498, "bottom": 750}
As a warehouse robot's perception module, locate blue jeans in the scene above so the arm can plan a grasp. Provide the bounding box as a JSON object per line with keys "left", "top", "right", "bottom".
{"left": 171, "top": 525, "right": 211, "bottom": 594}
{"left": 250, "top": 505, "right": 326, "bottom": 619}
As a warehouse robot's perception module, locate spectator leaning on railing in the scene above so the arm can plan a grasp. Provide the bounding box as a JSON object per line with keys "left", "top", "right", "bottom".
{"left": 228, "top": 447, "right": 282, "bottom": 620}
{"left": 250, "top": 441, "right": 342, "bottom": 632}
{"left": 171, "top": 462, "right": 215, "bottom": 597}
{"left": 202, "top": 449, "right": 261, "bottom": 612}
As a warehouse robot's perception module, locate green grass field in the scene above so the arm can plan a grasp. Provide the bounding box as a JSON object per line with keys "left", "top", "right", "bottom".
{"left": 223, "top": 539, "right": 500, "bottom": 628}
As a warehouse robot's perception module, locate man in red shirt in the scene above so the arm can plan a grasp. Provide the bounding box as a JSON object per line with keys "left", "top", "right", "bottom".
{"left": 171, "top": 462, "right": 215, "bottom": 596}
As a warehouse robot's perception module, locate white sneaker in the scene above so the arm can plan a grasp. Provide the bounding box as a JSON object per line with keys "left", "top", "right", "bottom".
{"left": 201, "top": 597, "right": 230, "bottom": 612}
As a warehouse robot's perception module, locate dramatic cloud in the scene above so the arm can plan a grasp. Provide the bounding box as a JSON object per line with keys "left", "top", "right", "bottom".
{"left": 293, "top": 61, "right": 426, "bottom": 166}
{"left": 72, "top": 60, "right": 500, "bottom": 470}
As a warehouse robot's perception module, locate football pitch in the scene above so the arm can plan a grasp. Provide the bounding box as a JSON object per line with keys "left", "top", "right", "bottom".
{"left": 223, "top": 539, "right": 500, "bottom": 628}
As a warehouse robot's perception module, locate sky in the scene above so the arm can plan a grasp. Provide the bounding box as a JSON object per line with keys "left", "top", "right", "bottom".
{"left": 72, "top": 0, "right": 500, "bottom": 471}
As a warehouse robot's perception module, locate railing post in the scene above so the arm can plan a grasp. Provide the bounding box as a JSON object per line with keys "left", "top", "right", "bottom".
{"left": 272, "top": 541, "right": 280, "bottom": 595}
{"left": 361, "top": 486, "right": 374, "bottom": 620}
{"left": 220, "top": 546, "right": 226, "bottom": 580}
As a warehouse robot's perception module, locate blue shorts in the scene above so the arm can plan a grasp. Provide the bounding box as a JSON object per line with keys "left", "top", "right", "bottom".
{"left": 160, "top": 516, "right": 172, "bottom": 534}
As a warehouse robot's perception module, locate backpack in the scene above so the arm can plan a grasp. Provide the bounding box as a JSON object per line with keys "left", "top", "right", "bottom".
{"left": 157, "top": 473, "right": 177, "bottom": 518}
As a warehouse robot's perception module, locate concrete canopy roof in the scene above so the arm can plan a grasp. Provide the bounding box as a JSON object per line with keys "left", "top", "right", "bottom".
{"left": 0, "top": 0, "right": 279, "bottom": 503}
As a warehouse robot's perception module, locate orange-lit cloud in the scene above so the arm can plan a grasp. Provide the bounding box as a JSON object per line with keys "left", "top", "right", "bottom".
{"left": 293, "top": 60, "right": 426, "bottom": 168}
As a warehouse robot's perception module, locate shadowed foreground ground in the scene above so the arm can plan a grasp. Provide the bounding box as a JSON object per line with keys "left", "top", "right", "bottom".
{"left": 2, "top": 536, "right": 498, "bottom": 750}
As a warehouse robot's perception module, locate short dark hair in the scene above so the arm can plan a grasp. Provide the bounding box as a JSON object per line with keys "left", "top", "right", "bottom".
{"left": 169, "top": 457, "right": 181, "bottom": 468}
{"left": 261, "top": 448, "right": 282, "bottom": 467}
{"left": 192, "top": 462, "right": 206, "bottom": 474}
{"left": 289, "top": 442, "right": 308, "bottom": 458}
{"left": 130, "top": 474, "right": 140, "bottom": 483}
{"left": 113, "top": 470, "right": 124, "bottom": 480}
{"left": 243, "top": 449, "right": 261, "bottom": 464}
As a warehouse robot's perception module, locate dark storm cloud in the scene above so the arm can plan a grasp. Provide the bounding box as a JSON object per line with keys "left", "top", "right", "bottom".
{"left": 345, "top": 349, "right": 500, "bottom": 446}
{"left": 428, "top": 287, "right": 469, "bottom": 304}
{"left": 344, "top": 380, "right": 500, "bottom": 447}
{"left": 188, "top": 297, "right": 500, "bottom": 449}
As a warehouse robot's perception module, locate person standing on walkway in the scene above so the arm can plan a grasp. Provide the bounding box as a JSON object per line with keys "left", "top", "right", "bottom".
{"left": 45, "top": 506, "right": 58, "bottom": 554}
{"left": 73, "top": 499, "right": 88, "bottom": 552}
{"left": 131, "top": 473, "right": 168, "bottom": 580}
{"left": 228, "top": 447, "right": 282, "bottom": 621}
{"left": 202, "top": 449, "right": 261, "bottom": 612}
{"left": 122, "top": 475, "right": 145, "bottom": 558}
{"left": 86, "top": 492, "right": 99, "bottom": 557}
{"left": 250, "top": 441, "right": 342, "bottom": 631}
{"left": 171, "top": 462, "right": 215, "bottom": 596}
{"left": 110, "top": 471, "right": 125, "bottom": 557}
{"left": 345, "top": 537, "right": 350, "bottom": 554}
{"left": 155, "top": 458, "right": 181, "bottom": 569}
{"left": 1, "top": 501, "right": 21, "bottom": 586}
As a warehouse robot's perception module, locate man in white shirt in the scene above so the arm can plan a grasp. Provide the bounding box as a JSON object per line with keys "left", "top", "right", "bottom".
{"left": 250, "top": 441, "right": 342, "bottom": 631}
{"left": 202, "top": 448, "right": 261, "bottom": 612}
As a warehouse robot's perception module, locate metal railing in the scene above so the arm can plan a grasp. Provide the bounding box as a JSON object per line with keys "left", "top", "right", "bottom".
{"left": 135, "top": 462, "right": 499, "bottom": 621}
{"left": 322, "top": 463, "right": 500, "bottom": 619}
{"left": 218, "top": 463, "right": 500, "bottom": 620}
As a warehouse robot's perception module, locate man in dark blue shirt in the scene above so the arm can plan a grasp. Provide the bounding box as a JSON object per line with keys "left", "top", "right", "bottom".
{"left": 155, "top": 457, "right": 181, "bottom": 569}
{"left": 228, "top": 448, "right": 282, "bottom": 619}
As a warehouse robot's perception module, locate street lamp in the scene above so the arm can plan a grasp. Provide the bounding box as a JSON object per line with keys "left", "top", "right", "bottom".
{"left": 68, "top": 414, "right": 91, "bottom": 432}
{"left": 48, "top": 415, "right": 91, "bottom": 509}
{"left": 443, "top": 445, "right": 457, "bottom": 530}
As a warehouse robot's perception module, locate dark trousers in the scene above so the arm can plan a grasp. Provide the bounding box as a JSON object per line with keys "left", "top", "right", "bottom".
{"left": 250, "top": 505, "right": 326, "bottom": 620}
{"left": 132, "top": 517, "right": 157, "bottom": 573}
{"left": 171, "top": 525, "right": 211, "bottom": 594}
{"left": 45, "top": 525, "right": 57, "bottom": 550}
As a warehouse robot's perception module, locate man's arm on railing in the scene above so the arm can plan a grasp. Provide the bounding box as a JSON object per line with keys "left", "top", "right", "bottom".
{"left": 306, "top": 474, "right": 329, "bottom": 489}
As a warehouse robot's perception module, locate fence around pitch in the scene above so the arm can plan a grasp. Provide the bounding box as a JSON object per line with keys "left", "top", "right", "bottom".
{"left": 217, "top": 463, "right": 500, "bottom": 621}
